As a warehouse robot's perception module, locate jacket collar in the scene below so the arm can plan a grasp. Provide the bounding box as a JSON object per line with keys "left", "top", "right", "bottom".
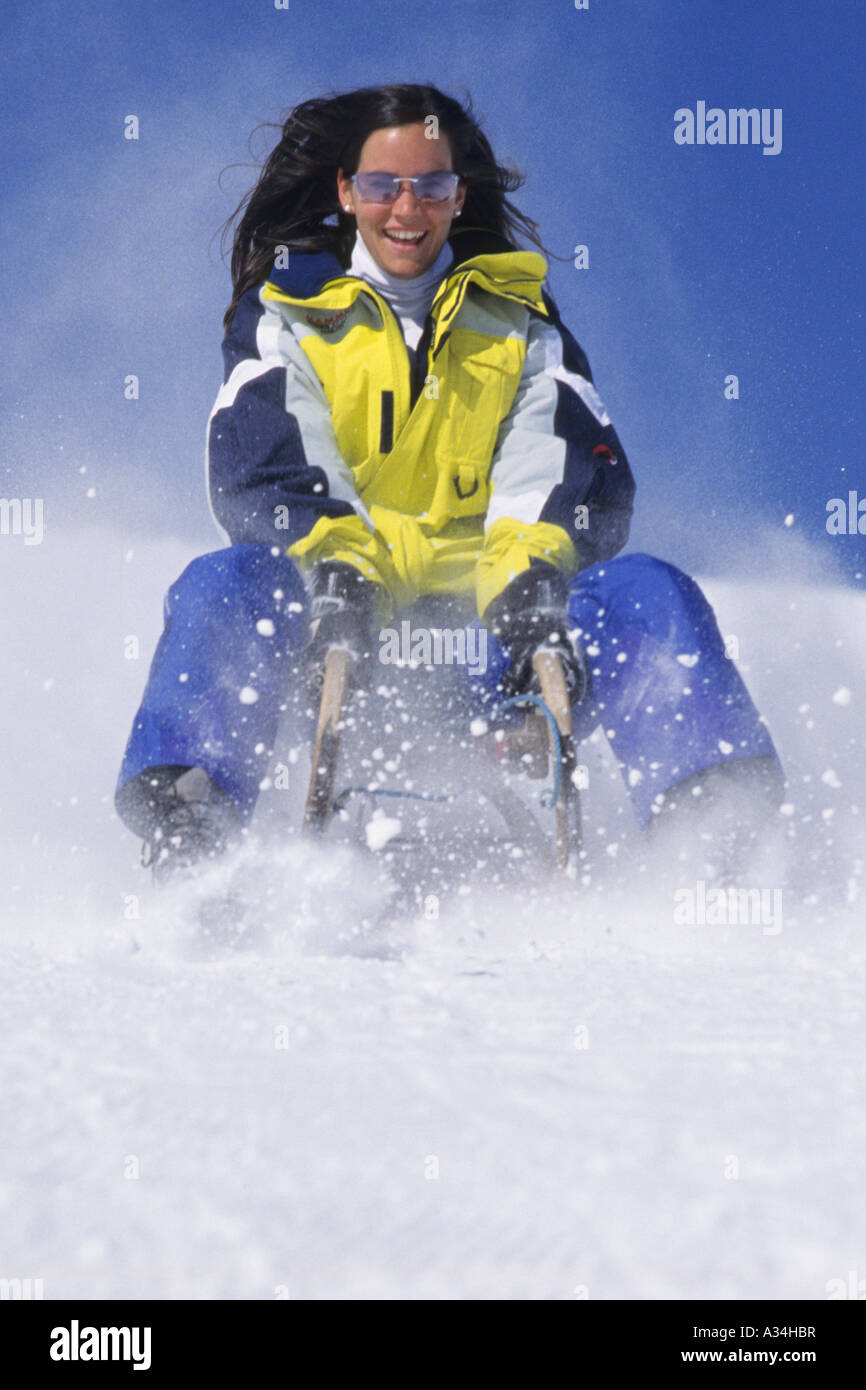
{"left": 266, "top": 226, "right": 545, "bottom": 301}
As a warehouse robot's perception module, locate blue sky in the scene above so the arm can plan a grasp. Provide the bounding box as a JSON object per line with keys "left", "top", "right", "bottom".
{"left": 3, "top": 0, "right": 862, "bottom": 584}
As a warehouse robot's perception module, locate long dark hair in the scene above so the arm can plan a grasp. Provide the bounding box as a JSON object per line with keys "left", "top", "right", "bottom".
{"left": 220, "top": 82, "right": 554, "bottom": 331}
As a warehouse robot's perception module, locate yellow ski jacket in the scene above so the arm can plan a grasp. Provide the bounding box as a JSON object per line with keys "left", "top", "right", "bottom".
{"left": 207, "top": 226, "right": 634, "bottom": 617}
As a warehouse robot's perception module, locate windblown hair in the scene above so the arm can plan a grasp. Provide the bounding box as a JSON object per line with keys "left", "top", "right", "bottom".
{"left": 220, "top": 82, "right": 553, "bottom": 330}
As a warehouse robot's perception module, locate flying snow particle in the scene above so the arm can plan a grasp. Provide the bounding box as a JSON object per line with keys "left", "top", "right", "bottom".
{"left": 832, "top": 687, "right": 852, "bottom": 706}
{"left": 718, "top": 740, "right": 733, "bottom": 755}
{"left": 256, "top": 618, "right": 275, "bottom": 636}
{"left": 365, "top": 814, "right": 402, "bottom": 852}
{"left": 470, "top": 718, "right": 488, "bottom": 737}
{"left": 784, "top": 514, "right": 794, "bottom": 528}
{"left": 239, "top": 686, "right": 259, "bottom": 704}
{"left": 821, "top": 769, "right": 842, "bottom": 789}
{"left": 677, "top": 653, "right": 700, "bottom": 668}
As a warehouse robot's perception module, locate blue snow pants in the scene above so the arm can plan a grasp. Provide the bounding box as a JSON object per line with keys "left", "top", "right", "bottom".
{"left": 116, "top": 545, "right": 781, "bottom": 827}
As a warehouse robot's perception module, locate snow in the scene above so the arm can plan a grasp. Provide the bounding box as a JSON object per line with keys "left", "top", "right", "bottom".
{"left": 364, "top": 811, "right": 403, "bottom": 852}
{"left": 1, "top": 526, "right": 864, "bottom": 1300}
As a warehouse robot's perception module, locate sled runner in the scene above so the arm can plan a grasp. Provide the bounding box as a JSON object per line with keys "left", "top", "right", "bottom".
{"left": 303, "top": 646, "right": 352, "bottom": 835}
{"left": 531, "top": 649, "right": 583, "bottom": 872}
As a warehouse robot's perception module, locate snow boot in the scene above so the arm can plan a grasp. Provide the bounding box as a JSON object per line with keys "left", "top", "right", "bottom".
{"left": 117, "top": 765, "right": 244, "bottom": 884}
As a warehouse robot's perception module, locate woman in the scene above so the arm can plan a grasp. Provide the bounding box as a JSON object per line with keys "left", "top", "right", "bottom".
{"left": 115, "top": 82, "right": 783, "bottom": 881}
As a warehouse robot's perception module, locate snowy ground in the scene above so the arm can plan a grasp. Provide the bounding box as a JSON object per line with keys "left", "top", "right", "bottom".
{"left": 1, "top": 527, "right": 864, "bottom": 1300}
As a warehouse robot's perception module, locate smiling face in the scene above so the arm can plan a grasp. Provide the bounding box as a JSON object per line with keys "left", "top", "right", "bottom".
{"left": 337, "top": 123, "right": 466, "bottom": 279}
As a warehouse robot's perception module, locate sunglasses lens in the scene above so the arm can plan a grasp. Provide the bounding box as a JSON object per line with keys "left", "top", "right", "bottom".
{"left": 353, "top": 172, "right": 459, "bottom": 203}
{"left": 415, "top": 173, "right": 458, "bottom": 201}
{"left": 354, "top": 174, "right": 399, "bottom": 203}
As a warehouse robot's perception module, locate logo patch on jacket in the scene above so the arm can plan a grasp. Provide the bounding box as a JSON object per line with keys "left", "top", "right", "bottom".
{"left": 305, "top": 308, "right": 351, "bottom": 334}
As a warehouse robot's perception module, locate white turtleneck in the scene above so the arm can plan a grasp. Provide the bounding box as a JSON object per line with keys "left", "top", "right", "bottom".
{"left": 347, "top": 229, "right": 454, "bottom": 357}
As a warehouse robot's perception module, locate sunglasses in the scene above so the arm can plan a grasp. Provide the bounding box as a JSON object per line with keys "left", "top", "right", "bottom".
{"left": 350, "top": 171, "right": 461, "bottom": 204}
